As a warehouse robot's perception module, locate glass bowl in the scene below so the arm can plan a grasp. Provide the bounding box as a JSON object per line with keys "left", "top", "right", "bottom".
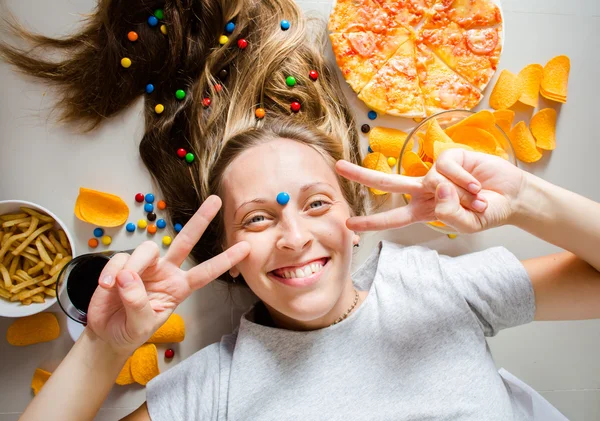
{"left": 397, "top": 110, "right": 517, "bottom": 235}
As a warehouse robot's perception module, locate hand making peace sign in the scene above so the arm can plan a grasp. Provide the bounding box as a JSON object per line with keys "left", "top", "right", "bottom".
{"left": 85, "top": 196, "right": 250, "bottom": 356}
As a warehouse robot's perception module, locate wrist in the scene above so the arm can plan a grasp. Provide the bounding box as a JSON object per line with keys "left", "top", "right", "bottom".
{"left": 78, "top": 327, "right": 132, "bottom": 365}
{"left": 508, "top": 171, "right": 552, "bottom": 228}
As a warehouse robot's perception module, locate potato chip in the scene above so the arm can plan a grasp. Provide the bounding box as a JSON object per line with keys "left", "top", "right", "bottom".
{"left": 401, "top": 151, "right": 430, "bottom": 177}
{"left": 445, "top": 110, "right": 495, "bottom": 137}
{"left": 493, "top": 110, "right": 515, "bottom": 134}
{"left": 517, "top": 64, "right": 543, "bottom": 108}
{"left": 509, "top": 121, "right": 543, "bottom": 163}
{"left": 362, "top": 152, "right": 391, "bottom": 195}
{"left": 405, "top": 164, "right": 430, "bottom": 177}
{"left": 369, "top": 127, "right": 411, "bottom": 158}
{"left": 6, "top": 313, "right": 60, "bottom": 346}
{"left": 31, "top": 368, "right": 52, "bottom": 395}
{"left": 449, "top": 126, "right": 497, "bottom": 155}
{"left": 530, "top": 108, "right": 557, "bottom": 151}
{"left": 131, "top": 344, "right": 160, "bottom": 386}
{"left": 75, "top": 187, "right": 129, "bottom": 227}
{"left": 401, "top": 151, "right": 425, "bottom": 171}
{"left": 116, "top": 357, "right": 135, "bottom": 386}
{"left": 489, "top": 70, "right": 522, "bottom": 110}
{"left": 541, "top": 55, "right": 570, "bottom": 103}
{"left": 424, "top": 118, "right": 453, "bottom": 158}
{"left": 147, "top": 313, "right": 186, "bottom": 343}
{"left": 433, "top": 141, "right": 474, "bottom": 160}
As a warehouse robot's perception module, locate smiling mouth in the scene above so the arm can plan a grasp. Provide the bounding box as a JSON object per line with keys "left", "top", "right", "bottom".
{"left": 269, "top": 257, "right": 329, "bottom": 280}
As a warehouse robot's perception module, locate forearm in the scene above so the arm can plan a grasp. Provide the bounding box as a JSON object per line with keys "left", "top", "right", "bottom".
{"left": 20, "top": 327, "right": 129, "bottom": 421}
{"left": 511, "top": 172, "right": 600, "bottom": 272}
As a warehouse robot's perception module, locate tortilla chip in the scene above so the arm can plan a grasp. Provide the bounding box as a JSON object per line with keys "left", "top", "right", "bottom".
{"left": 369, "top": 127, "right": 411, "bottom": 158}
{"left": 31, "top": 368, "right": 52, "bottom": 395}
{"left": 362, "top": 152, "right": 392, "bottom": 195}
{"left": 131, "top": 344, "right": 160, "bottom": 386}
{"left": 116, "top": 357, "right": 135, "bottom": 386}
{"left": 541, "top": 55, "right": 570, "bottom": 102}
{"left": 509, "top": 121, "right": 543, "bottom": 163}
{"left": 433, "top": 141, "right": 474, "bottom": 160}
{"left": 449, "top": 126, "right": 497, "bottom": 155}
{"left": 517, "top": 64, "right": 544, "bottom": 108}
{"left": 489, "top": 70, "right": 522, "bottom": 110}
{"left": 7, "top": 313, "right": 60, "bottom": 346}
{"left": 75, "top": 187, "right": 129, "bottom": 227}
{"left": 424, "top": 118, "right": 453, "bottom": 158}
{"left": 147, "top": 313, "right": 185, "bottom": 343}
{"left": 530, "top": 108, "right": 557, "bottom": 151}
{"left": 445, "top": 110, "right": 495, "bottom": 137}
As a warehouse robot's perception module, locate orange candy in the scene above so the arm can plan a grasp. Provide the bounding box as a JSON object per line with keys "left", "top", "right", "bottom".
{"left": 157, "top": 200, "right": 167, "bottom": 210}
{"left": 147, "top": 224, "right": 157, "bottom": 234}
{"left": 255, "top": 108, "right": 265, "bottom": 119}
{"left": 127, "top": 31, "right": 138, "bottom": 42}
{"left": 88, "top": 238, "right": 99, "bottom": 248}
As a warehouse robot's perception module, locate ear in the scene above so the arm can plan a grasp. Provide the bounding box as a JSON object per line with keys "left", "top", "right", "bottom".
{"left": 353, "top": 233, "right": 360, "bottom": 246}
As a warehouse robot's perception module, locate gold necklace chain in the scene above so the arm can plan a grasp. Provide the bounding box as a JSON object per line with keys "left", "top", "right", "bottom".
{"left": 331, "top": 288, "right": 359, "bottom": 326}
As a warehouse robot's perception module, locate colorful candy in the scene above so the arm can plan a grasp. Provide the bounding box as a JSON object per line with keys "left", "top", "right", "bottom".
{"left": 157, "top": 200, "right": 167, "bottom": 210}
{"left": 121, "top": 58, "right": 132, "bottom": 68}
{"left": 175, "top": 89, "right": 186, "bottom": 100}
{"left": 165, "top": 348, "right": 175, "bottom": 358}
{"left": 135, "top": 193, "right": 145, "bottom": 202}
{"left": 126, "top": 222, "right": 136, "bottom": 232}
{"left": 368, "top": 146, "right": 373, "bottom": 153}
{"left": 155, "top": 104, "right": 165, "bottom": 114}
{"left": 387, "top": 157, "right": 397, "bottom": 167}
{"left": 290, "top": 101, "right": 301, "bottom": 113}
{"left": 286, "top": 76, "right": 296, "bottom": 87}
{"left": 255, "top": 108, "right": 265, "bottom": 119}
{"left": 127, "top": 31, "right": 138, "bottom": 42}
{"left": 202, "top": 97, "right": 211, "bottom": 107}
{"left": 237, "top": 38, "right": 248, "bottom": 49}
{"left": 361, "top": 124, "right": 371, "bottom": 133}
{"left": 101, "top": 235, "right": 112, "bottom": 246}
{"left": 176, "top": 148, "right": 187, "bottom": 158}
{"left": 219, "top": 35, "right": 228, "bottom": 45}
{"left": 174, "top": 223, "right": 183, "bottom": 233}
{"left": 276, "top": 192, "right": 290, "bottom": 205}
{"left": 138, "top": 219, "right": 148, "bottom": 229}
{"left": 145, "top": 84, "right": 154, "bottom": 94}
{"left": 88, "top": 238, "right": 99, "bottom": 248}
{"left": 154, "top": 9, "right": 164, "bottom": 19}
{"left": 214, "top": 83, "right": 222, "bottom": 92}
{"left": 219, "top": 68, "right": 228, "bottom": 80}
{"left": 309, "top": 70, "right": 319, "bottom": 81}
{"left": 160, "top": 25, "right": 167, "bottom": 35}
{"left": 147, "top": 212, "right": 157, "bottom": 222}
{"left": 93, "top": 228, "right": 104, "bottom": 238}
{"left": 148, "top": 16, "right": 158, "bottom": 27}
{"left": 144, "top": 203, "right": 154, "bottom": 213}
{"left": 368, "top": 110, "right": 377, "bottom": 120}
{"left": 225, "top": 21, "right": 235, "bottom": 34}
{"left": 156, "top": 219, "right": 167, "bottom": 229}
{"left": 185, "top": 153, "right": 195, "bottom": 163}
{"left": 147, "top": 224, "right": 157, "bottom": 235}
{"left": 280, "top": 20, "right": 290, "bottom": 30}
{"left": 448, "top": 234, "right": 458, "bottom": 239}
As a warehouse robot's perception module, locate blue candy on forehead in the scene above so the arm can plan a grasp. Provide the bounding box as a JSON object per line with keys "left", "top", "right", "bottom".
{"left": 276, "top": 192, "right": 290, "bottom": 205}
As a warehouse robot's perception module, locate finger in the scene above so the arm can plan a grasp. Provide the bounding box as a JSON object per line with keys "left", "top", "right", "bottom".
{"left": 165, "top": 195, "right": 222, "bottom": 267}
{"left": 423, "top": 170, "right": 488, "bottom": 214}
{"left": 185, "top": 241, "right": 250, "bottom": 291}
{"left": 335, "top": 160, "right": 423, "bottom": 195}
{"left": 115, "top": 269, "right": 155, "bottom": 340}
{"left": 435, "top": 150, "right": 482, "bottom": 194}
{"left": 345, "top": 206, "right": 415, "bottom": 232}
{"left": 124, "top": 241, "right": 160, "bottom": 274}
{"left": 434, "top": 184, "right": 481, "bottom": 233}
{"left": 97, "top": 253, "right": 130, "bottom": 289}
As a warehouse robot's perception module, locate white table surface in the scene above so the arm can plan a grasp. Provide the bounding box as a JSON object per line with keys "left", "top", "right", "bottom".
{"left": 1, "top": 0, "right": 599, "bottom": 420}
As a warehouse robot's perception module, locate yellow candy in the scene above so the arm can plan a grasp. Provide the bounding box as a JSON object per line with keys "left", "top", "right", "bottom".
{"left": 160, "top": 25, "right": 167, "bottom": 35}
{"left": 155, "top": 104, "right": 164, "bottom": 114}
{"left": 137, "top": 219, "right": 148, "bottom": 229}
{"left": 447, "top": 234, "right": 458, "bottom": 239}
{"left": 121, "top": 57, "right": 132, "bottom": 68}
{"left": 387, "top": 157, "right": 397, "bottom": 167}
{"left": 219, "top": 35, "right": 228, "bottom": 45}
{"left": 101, "top": 235, "right": 112, "bottom": 246}
{"left": 162, "top": 236, "right": 172, "bottom": 246}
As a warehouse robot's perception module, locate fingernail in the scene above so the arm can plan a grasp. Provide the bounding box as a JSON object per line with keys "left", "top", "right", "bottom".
{"left": 101, "top": 275, "right": 113, "bottom": 287}
{"left": 467, "top": 183, "right": 481, "bottom": 194}
{"left": 118, "top": 271, "right": 135, "bottom": 287}
{"left": 437, "top": 184, "right": 451, "bottom": 199}
{"left": 472, "top": 200, "right": 487, "bottom": 213}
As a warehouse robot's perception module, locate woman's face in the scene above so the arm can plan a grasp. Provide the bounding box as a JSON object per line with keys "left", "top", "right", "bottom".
{"left": 222, "top": 138, "right": 357, "bottom": 325}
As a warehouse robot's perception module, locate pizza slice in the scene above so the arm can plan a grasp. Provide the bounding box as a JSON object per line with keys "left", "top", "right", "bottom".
{"left": 418, "top": 22, "right": 502, "bottom": 90}
{"left": 374, "top": 0, "right": 436, "bottom": 27}
{"left": 328, "top": 0, "right": 391, "bottom": 33}
{"left": 330, "top": 27, "right": 412, "bottom": 93}
{"left": 425, "top": 0, "right": 502, "bottom": 29}
{"left": 358, "top": 39, "right": 426, "bottom": 118}
{"left": 415, "top": 42, "right": 483, "bottom": 115}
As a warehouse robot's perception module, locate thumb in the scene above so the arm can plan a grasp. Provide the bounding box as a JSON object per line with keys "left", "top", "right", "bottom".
{"left": 116, "top": 269, "right": 155, "bottom": 341}
{"left": 434, "top": 183, "right": 476, "bottom": 233}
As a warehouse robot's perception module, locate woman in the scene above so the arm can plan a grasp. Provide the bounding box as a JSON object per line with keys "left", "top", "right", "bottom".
{"left": 3, "top": 0, "right": 599, "bottom": 420}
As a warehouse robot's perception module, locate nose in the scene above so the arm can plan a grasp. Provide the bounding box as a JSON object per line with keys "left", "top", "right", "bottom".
{"left": 276, "top": 214, "right": 313, "bottom": 251}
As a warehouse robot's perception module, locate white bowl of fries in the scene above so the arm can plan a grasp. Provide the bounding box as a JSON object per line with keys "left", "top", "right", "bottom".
{"left": 0, "top": 200, "right": 75, "bottom": 318}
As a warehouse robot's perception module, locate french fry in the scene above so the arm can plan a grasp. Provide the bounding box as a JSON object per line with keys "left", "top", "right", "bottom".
{"left": 42, "top": 265, "right": 50, "bottom": 275}
{"left": 27, "top": 262, "right": 45, "bottom": 276}
{"left": 2, "top": 253, "right": 14, "bottom": 268}
{"left": 43, "top": 287, "right": 56, "bottom": 297}
{"left": 12, "top": 223, "right": 53, "bottom": 256}
{"left": 23, "top": 260, "right": 32, "bottom": 272}
{"left": 31, "top": 295, "right": 45, "bottom": 303}
{"left": 21, "top": 252, "right": 40, "bottom": 264}
{"left": 22, "top": 298, "right": 33, "bottom": 305}
{"left": 48, "top": 233, "right": 67, "bottom": 257}
{"left": 51, "top": 254, "right": 63, "bottom": 267}
{"left": 0, "top": 217, "right": 38, "bottom": 260}
{"left": 11, "top": 271, "right": 38, "bottom": 293}
{"left": 49, "top": 256, "right": 71, "bottom": 277}
{"left": 0, "top": 288, "right": 10, "bottom": 299}
{"left": 57, "top": 230, "right": 69, "bottom": 249}
{"left": 2, "top": 217, "right": 31, "bottom": 229}
{"left": 0, "top": 264, "right": 12, "bottom": 289}
{"left": 21, "top": 207, "right": 54, "bottom": 223}
{"left": 9, "top": 256, "right": 19, "bottom": 277}
{"left": 35, "top": 238, "right": 53, "bottom": 265}
{"left": 39, "top": 234, "right": 56, "bottom": 254}
{"left": 0, "top": 213, "right": 27, "bottom": 221}
{"left": 1, "top": 233, "right": 12, "bottom": 247}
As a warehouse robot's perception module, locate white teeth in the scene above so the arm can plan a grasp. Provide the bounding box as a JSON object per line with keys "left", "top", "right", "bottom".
{"left": 295, "top": 268, "right": 305, "bottom": 278}
{"left": 284, "top": 270, "right": 293, "bottom": 279}
{"left": 276, "top": 261, "right": 325, "bottom": 279}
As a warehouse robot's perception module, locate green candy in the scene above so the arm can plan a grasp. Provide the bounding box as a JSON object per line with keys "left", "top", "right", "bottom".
{"left": 285, "top": 76, "right": 296, "bottom": 87}
{"left": 175, "top": 89, "right": 186, "bottom": 100}
{"left": 154, "top": 9, "right": 164, "bottom": 20}
{"left": 185, "top": 153, "right": 195, "bottom": 163}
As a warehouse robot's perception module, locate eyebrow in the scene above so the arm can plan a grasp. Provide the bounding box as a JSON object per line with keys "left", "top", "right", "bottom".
{"left": 233, "top": 182, "right": 335, "bottom": 219}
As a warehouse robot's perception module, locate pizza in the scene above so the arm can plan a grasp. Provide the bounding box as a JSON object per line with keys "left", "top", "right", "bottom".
{"left": 329, "top": 0, "right": 503, "bottom": 118}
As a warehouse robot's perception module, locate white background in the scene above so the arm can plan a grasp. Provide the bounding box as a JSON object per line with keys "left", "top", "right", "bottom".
{"left": 0, "top": 0, "right": 599, "bottom": 419}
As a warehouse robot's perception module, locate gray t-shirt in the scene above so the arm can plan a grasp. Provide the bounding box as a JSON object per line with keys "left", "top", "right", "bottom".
{"left": 146, "top": 241, "right": 535, "bottom": 420}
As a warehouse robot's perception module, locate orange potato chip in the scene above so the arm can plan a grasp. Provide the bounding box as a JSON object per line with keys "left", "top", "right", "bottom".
{"left": 369, "top": 127, "right": 411, "bottom": 158}
{"left": 31, "top": 368, "right": 52, "bottom": 395}
{"left": 401, "top": 151, "right": 425, "bottom": 172}
{"left": 509, "top": 121, "right": 543, "bottom": 163}
{"left": 489, "top": 70, "right": 522, "bottom": 110}
{"left": 487, "top": 126, "right": 511, "bottom": 160}
{"left": 530, "top": 108, "right": 557, "bottom": 151}
{"left": 424, "top": 162, "right": 433, "bottom": 169}
{"left": 116, "top": 357, "right": 135, "bottom": 386}
{"left": 517, "top": 64, "right": 543, "bottom": 108}
{"left": 444, "top": 110, "right": 495, "bottom": 137}
{"left": 433, "top": 141, "right": 474, "bottom": 160}
{"left": 75, "top": 187, "right": 129, "bottom": 227}
{"left": 541, "top": 55, "right": 570, "bottom": 102}
{"left": 6, "top": 313, "right": 60, "bottom": 346}
{"left": 405, "top": 163, "right": 430, "bottom": 177}
{"left": 362, "top": 152, "right": 392, "bottom": 195}
{"left": 147, "top": 313, "right": 186, "bottom": 343}
{"left": 131, "top": 343, "right": 160, "bottom": 386}
{"left": 424, "top": 118, "right": 453, "bottom": 158}
{"left": 449, "top": 126, "right": 497, "bottom": 155}
{"left": 493, "top": 110, "right": 515, "bottom": 134}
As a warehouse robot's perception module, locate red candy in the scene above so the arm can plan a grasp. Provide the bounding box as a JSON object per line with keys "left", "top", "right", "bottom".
{"left": 177, "top": 148, "right": 187, "bottom": 158}
{"left": 237, "top": 38, "right": 248, "bottom": 49}
{"left": 290, "top": 101, "right": 301, "bottom": 113}
{"left": 202, "top": 97, "right": 211, "bottom": 107}
{"left": 165, "top": 349, "right": 175, "bottom": 359}
{"left": 135, "top": 193, "right": 144, "bottom": 203}
{"left": 214, "top": 83, "right": 222, "bottom": 92}
{"left": 309, "top": 70, "right": 319, "bottom": 81}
